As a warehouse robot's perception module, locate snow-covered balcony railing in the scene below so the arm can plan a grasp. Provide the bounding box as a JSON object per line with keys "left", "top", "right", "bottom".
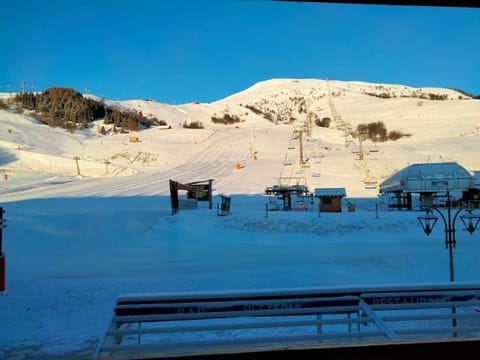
{"left": 95, "top": 283, "right": 480, "bottom": 359}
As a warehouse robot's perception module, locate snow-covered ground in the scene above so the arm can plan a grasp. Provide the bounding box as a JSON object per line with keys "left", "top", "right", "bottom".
{"left": 0, "top": 79, "right": 479, "bottom": 359}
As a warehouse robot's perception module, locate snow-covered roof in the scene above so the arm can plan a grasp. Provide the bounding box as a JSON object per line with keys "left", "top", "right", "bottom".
{"left": 379, "top": 162, "right": 474, "bottom": 193}
{"left": 474, "top": 171, "right": 480, "bottom": 189}
{"left": 314, "top": 188, "right": 347, "bottom": 197}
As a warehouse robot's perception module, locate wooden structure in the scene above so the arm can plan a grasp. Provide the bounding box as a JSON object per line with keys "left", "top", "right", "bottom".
{"left": 314, "top": 188, "right": 346, "bottom": 212}
{"left": 169, "top": 179, "right": 214, "bottom": 214}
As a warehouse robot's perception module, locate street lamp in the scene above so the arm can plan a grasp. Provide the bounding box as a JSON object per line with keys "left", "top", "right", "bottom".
{"left": 0, "top": 207, "right": 6, "bottom": 292}
{"left": 417, "top": 191, "right": 480, "bottom": 335}
{"left": 417, "top": 190, "right": 480, "bottom": 283}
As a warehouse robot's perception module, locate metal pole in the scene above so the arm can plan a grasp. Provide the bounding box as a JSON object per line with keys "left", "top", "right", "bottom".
{"left": 446, "top": 191, "right": 455, "bottom": 282}
{"left": 448, "top": 235, "right": 455, "bottom": 282}
{"left": 0, "top": 207, "right": 5, "bottom": 292}
{"left": 0, "top": 207, "right": 3, "bottom": 254}
{"left": 445, "top": 191, "right": 457, "bottom": 334}
{"left": 419, "top": 194, "right": 479, "bottom": 336}
{"left": 74, "top": 156, "right": 81, "bottom": 176}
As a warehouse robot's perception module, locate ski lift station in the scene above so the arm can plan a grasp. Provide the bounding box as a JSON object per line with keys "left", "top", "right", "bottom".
{"left": 379, "top": 162, "right": 478, "bottom": 210}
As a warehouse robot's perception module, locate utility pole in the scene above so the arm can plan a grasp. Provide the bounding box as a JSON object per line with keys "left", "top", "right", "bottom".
{"left": 358, "top": 130, "right": 368, "bottom": 160}
{"left": 299, "top": 130, "right": 304, "bottom": 165}
{"left": 73, "top": 156, "right": 81, "bottom": 176}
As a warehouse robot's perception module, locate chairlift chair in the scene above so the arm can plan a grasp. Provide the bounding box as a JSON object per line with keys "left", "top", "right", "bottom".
{"left": 284, "top": 154, "right": 292, "bottom": 166}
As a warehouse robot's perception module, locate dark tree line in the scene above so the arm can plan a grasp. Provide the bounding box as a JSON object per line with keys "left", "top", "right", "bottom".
{"left": 211, "top": 113, "right": 242, "bottom": 124}
{"left": 103, "top": 108, "right": 161, "bottom": 131}
{"left": 354, "top": 121, "right": 411, "bottom": 142}
{"left": 13, "top": 87, "right": 161, "bottom": 132}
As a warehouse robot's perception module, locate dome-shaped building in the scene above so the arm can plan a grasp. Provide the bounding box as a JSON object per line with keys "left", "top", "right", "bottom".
{"left": 379, "top": 162, "right": 475, "bottom": 210}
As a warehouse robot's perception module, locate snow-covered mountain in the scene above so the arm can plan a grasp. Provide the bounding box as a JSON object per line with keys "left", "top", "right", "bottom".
{"left": 0, "top": 78, "right": 479, "bottom": 201}
{"left": 1, "top": 79, "right": 480, "bottom": 359}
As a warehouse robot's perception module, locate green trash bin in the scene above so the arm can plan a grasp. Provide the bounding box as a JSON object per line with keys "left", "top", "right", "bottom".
{"left": 218, "top": 195, "right": 231, "bottom": 216}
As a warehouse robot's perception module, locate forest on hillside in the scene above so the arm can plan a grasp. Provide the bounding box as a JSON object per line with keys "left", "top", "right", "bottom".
{"left": 7, "top": 87, "right": 164, "bottom": 133}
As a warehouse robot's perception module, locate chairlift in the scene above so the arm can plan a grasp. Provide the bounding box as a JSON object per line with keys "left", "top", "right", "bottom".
{"left": 364, "top": 181, "right": 377, "bottom": 190}
{"left": 293, "top": 199, "right": 309, "bottom": 211}
{"left": 267, "top": 200, "right": 281, "bottom": 211}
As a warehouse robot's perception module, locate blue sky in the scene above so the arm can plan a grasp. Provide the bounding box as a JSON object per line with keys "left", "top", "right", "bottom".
{"left": 1, "top": 0, "right": 479, "bottom": 103}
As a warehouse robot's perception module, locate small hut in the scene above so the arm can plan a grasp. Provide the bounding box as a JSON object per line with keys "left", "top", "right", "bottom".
{"left": 314, "top": 188, "right": 346, "bottom": 212}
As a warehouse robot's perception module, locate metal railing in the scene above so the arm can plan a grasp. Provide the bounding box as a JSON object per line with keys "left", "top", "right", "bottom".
{"left": 95, "top": 283, "right": 480, "bottom": 359}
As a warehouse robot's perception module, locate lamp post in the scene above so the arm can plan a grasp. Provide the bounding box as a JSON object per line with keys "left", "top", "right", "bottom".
{"left": 417, "top": 190, "right": 480, "bottom": 282}
{"left": 0, "top": 207, "right": 6, "bottom": 291}
{"left": 417, "top": 190, "right": 480, "bottom": 335}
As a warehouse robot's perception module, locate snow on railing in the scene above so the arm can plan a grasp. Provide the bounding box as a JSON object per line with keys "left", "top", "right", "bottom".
{"left": 95, "top": 284, "right": 480, "bottom": 358}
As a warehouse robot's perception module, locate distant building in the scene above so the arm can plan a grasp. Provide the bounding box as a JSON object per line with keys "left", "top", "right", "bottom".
{"left": 314, "top": 188, "right": 346, "bottom": 212}
{"left": 473, "top": 171, "right": 480, "bottom": 190}
{"left": 379, "top": 162, "right": 475, "bottom": 210}
{"left": 462, "top": 170, "right": 480, "bottom": 208}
